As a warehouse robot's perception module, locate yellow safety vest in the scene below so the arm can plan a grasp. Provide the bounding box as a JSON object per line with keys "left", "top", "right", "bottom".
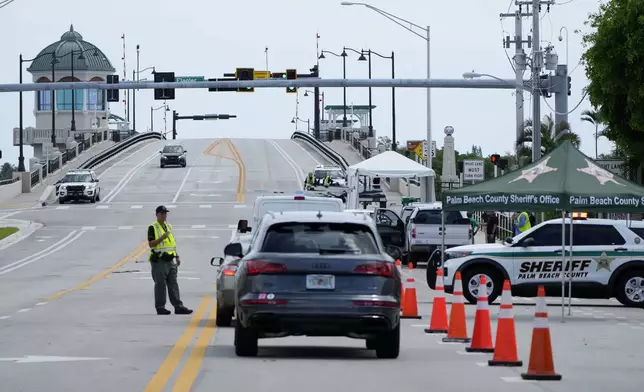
{"left": 306, "top": 174, "right": 315, "bottom": 185}
{"left": 323, "top": 176, "right": 331, "bottom": 186}
{"left": 516, "top": 212, "right": 531, "bottom": 233}
{"left": 149, "top": 221, "right": 177, "bottom": 260}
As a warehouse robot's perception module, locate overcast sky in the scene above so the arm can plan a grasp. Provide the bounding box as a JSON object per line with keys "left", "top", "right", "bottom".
{"left": 0, "top": 0, "right": 610, "bottom": 167}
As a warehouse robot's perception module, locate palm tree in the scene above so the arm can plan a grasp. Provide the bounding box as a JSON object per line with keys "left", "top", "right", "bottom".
{"left": 580, "top": 109, "right": 608, "bottom": 159}
{"left": 516, "top": 114, "right": 581, "bottom": 163}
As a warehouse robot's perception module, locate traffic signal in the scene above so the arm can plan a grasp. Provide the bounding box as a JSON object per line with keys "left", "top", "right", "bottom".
{"left": 271, "top": 72, "right": 286, "bottom": 79}
{"left": 498, "top": 158, "right": 509, "bottom": 170}
{"left": 567, "top": 76, "right": 571, "bottom": 96}
{"left": 208, "top": 78, "right": 237, "bottom": 92}
{"left": 106, "top": 74, "right": 119, "bottom": 102}
{"left": 235, "top": 68, "right": 254, "bottom": 92}
{"left": 490, "top": 154, "right": 500, "bottom": 165}
{"left": 154, "top": 72, "right": 175, "bottom": 100}
{"left": 286, "top": 68, "right": 297, "bottom": 94}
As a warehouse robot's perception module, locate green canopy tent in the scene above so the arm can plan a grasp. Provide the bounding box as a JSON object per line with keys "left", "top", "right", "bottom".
{"left": 438, "top": 141, "right": 644, "bottom": 319}
{"left": 441, "top": 140, "right": 644, "bottom": 212}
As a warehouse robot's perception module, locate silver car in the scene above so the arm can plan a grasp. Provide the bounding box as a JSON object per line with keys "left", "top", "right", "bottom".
{"left": 211, "top": 254, "right": 241, "bottom": 326}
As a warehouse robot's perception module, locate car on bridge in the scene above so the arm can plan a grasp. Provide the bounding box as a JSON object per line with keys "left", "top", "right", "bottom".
{"left": 57, "top": 169, "right": 101, "bottom": 204}
{"left": 226, "top": 210, "right": 401, "bottom": 358}
{"left": 159, "top": 144, "right": 187, "bottom": 168}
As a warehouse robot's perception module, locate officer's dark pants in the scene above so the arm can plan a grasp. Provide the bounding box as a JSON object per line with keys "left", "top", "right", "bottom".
{"left": 151, "top": 260, "right": 183, "bottom": 309}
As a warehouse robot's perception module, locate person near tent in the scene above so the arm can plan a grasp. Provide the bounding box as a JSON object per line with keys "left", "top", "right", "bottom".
{"left": 529, "top": 212, "right": 537, "bottom": 227}
{"left": 323, "top": 174, "right": 332, "bottom": 187}
{"left": 485, "top": 211, "right": 498, "bottom": 243}
{"left": 513, "top": 211, "right": 532, "bottom": 236}
{"left": 304, "top": 172, "right": 315, "bottom": 189}
{"left": 466, "top": 212, "right": 480, "bottom": 243}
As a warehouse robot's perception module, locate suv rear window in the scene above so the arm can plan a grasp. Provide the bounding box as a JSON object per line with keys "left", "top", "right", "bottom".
{"left": 414, "top": 210, "right": 468, "bottom": 225}
{"left": 261, "top": 222, "right": 379, "bottom": 254}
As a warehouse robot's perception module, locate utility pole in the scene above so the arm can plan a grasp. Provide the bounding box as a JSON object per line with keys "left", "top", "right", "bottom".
{"left": 500, "top": 8, "right": 531, "bottom": 152}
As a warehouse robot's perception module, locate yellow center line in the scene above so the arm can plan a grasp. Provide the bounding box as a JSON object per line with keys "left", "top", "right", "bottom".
{"left": 46, "top": 242, "right": 147, "bottom": 301}
{"left": 224, "top": 139, "right": 247, "bottom": 203}
{"left": 202, "top": 139, "right": 224, "bottom": 155}
{"left": 143, "top": 296, "right": 214, "bottom": 392}
{"left": 171, "top": 300, "right": 218, "bottom": 391}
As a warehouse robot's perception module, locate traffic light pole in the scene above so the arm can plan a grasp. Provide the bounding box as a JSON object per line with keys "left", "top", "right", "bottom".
{"left": 171, "top": 111, "right": 237, "bottom": 140}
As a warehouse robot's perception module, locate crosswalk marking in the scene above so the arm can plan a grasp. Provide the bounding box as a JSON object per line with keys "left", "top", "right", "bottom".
{"left": 56, "top": 206, "right": 70, "bottom": 210}
{"left": 199, "top": 205, "right": 212, "bottom": 208}
{"left": 131, "top": 205, "right": 143, "bottom": 209}
{"left": 96, "top": 205, "right": 109, "bottom": 209}
{"left": 117, "top": 226, "right": 133, "bottom": 230}
{"left": 81, "top": 226, "right": 96, "bottom": 230}
{"left": 191, "top": 225, "right": 206, "bottom": 229}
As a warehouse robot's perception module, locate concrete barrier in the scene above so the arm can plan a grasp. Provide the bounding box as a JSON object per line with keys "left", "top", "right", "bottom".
{"left": 0, "top": 178, "right": 22, "bottom": 204}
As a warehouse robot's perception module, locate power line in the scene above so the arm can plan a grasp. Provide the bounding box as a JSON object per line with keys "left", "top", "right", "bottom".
{"left": 0, "top": 0, "right": 16, "bottom": 8}
{"left": 542, "top": 91, "right": 588, "bottom": 116}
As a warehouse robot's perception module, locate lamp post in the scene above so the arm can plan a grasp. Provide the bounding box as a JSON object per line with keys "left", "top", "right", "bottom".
{"left": 68, "top": 48, "right": 101, "bottom": 134}
{"left": 292, "top": 117, "right": 311, "bottom": 133}
{"left": 362, "top": 49, "right": 395, "bottom": 149}
{"left": 318, "top": 50, "right": 347, "bottom": 127}
{"left": 132, "top": 45, "right": 156, "bottom": 132}
{"left": 18, "top": 50, "right": 59, "bottom": 171}
{"left": 51, "top": 54, "right": 57, "bottom": 148}
{"left": 151, "top": 104, "right": 169, "bottom": 133}
{"left": 344, "top": 47, "right": 369, "bottom": 135}
{"left": 342, "top": 1, "right": 433, "bottom": 201}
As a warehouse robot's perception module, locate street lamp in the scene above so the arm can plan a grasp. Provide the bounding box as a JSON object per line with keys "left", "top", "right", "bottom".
{"left": 342, "top": 1, "right": 434, "bottom": 201}
{"left": 133, "top": 45, "right": 155, "bottom": 132}
{"left": 344, "top": 47, "right": 369, "bottom": 136}
{"left": 362, "top": 49, "right": 396, "bottom": 150}
{"left": 151, "top": 104, "right": 169, "bottom": 132}
{"left": 292, "top": 117, "right": 311, "bottom": 133}
{"left": 68, "top": 48, "right": 101, "bottom": 134}
{"left": 319, "top": 50, "right": 348, "bottom": 127}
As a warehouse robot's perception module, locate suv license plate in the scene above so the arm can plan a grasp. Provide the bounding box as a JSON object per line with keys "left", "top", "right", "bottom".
{"left": 306, "top": 274, "right": 335, "bottom": 290}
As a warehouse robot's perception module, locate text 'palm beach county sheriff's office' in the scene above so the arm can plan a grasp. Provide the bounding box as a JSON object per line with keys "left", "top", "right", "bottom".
{"left": 569, "top": 196, "right": 644, "bottom": 207}
{"left": 518, "top": 259, "right": 592, "bottom": 280}
{"left": 445, "top": 195, "right": 561, "bottom": 205}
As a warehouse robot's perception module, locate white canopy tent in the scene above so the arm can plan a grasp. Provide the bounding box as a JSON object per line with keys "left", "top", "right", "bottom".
{"left": 346, "top": 151, "right": 435, "bottom": 209}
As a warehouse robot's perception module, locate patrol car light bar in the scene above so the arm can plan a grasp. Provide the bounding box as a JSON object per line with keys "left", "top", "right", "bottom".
{"left": 0, "top": 78, "right": 530, "bottom": 93}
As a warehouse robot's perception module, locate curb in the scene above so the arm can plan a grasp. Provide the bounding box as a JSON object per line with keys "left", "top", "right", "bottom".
{"left": 0, "top": 219, "right": 44, "bottom": 251}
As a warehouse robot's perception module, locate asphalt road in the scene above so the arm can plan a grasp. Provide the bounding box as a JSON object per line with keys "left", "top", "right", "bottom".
{"left": 0, "top": 137, "right": 642, "bottom": 391}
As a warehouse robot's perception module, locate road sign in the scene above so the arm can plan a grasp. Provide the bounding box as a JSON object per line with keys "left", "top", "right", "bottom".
{"left": 595, "top": 159, "right": 624, "bottom": 176}
{"left": 254, "top": 71, "right": 271, "bottom": 79}
{"left": 407, "top": 140, "right": 423, "bottom": 152}
{"left": 431, "top": 140, "right": 436, "bottom": 158}
{"left": 422, "top": 141, "right": 428, "bottom": 159}
{"left": 176, "top": 76, "right": 205, "bottom": 82}
{"left": 463, "top": 160, "right": 485, "bottom": 181}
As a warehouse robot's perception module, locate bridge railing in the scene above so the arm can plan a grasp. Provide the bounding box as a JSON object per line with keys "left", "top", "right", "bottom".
{"left": 291, "top": 131, "right": 349, "bottom": 171}
{"left": 78, "top": 131, "right": 165, "bottom": 170}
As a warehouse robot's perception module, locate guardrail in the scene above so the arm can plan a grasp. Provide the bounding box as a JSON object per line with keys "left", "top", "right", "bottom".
{"left": 0, "top": 177, "right": 20, "bottom": 186}
{"left": 291, "top": 131, "right": 350, "bottom": 170}
{"left": 79, "top": 131, "right": 165, "bottom": 170}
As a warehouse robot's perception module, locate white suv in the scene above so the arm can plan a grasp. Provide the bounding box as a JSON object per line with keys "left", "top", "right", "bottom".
{"left": 58, "top": 169, "right": 101, "bottom": 204}
{"left": 442, "top": 218, "right": 644, "bottom": 308}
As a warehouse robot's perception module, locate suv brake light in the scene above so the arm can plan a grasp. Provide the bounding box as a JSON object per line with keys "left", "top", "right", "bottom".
{"left": 354, "top": 262, "right": 394, "bottom": 278}
{"left": 222, "top": 265, "right": 238, "bottom": 276}
{"left": 411, "top": 228, "right": 416, "bottom": 239}
{"left": 294, "top": 196, "right": 305, "bottom": 200}
{"left": 246, "top": 260, "right": 287, "bottom": 276}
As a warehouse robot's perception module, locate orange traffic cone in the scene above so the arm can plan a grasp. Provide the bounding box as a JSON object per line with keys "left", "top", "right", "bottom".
{"left": 489, "top": 280, "right": 522, "bottom": 367}
{"left": 442, "top": 271, "right": 471, "bottom": 343}
{"left": 401, "top": 277, "right": 421, "bottom": 319}
{"left": 407, "top": 262, "right": 414, "bottom": 270}
{"left": 465, "top": 275, "right": 494, "bottom": 353}
{"left": 425, "top": 268, "right": 448, "bottom": 333}
{"left": 521, "top": 286, "right": 562, "bottom": 380}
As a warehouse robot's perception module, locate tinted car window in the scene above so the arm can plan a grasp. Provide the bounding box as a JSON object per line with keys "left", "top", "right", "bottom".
{"left": 63, "top": 174, "right": 92, "bottom": 183}
{"left": 375, "top": 209, "right": 400, "bottom": 226}
{"left": 629, "top": 227, "right": 644, "bottom": 239}
{"left": 523, "top": 224, "right": 570, "bottom": 246}
{"left": 261, "top": 222, "right": 379, "bottom": 254}
{"left": 414, "top": 209, "right": 441, "bottom": 224}
{"left": 163, "top": 146, "right": 184, "bottom": 153}
{"left": 573, "top": 225, "right": 626, "bottom": 246}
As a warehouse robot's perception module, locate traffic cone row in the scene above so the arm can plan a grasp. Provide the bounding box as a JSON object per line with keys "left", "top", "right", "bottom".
{"left": 424, "top": 273, "right": 561, "bottom": 380}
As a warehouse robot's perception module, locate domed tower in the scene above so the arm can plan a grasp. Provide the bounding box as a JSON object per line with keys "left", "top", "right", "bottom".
{"left": 22, "top": 25, "right": 115, "bottom": 158}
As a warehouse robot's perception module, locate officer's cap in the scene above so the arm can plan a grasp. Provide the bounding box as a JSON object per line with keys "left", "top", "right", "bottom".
{"left": 156, "top": 205, "right": 170, "bottom": 214}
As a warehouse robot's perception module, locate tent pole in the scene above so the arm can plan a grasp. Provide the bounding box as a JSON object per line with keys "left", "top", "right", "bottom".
{"left": 561, "top": 210, "right": 566, "bottom": 323}
{"left": 568, "top": 217, "right": 574, "bottom": 316}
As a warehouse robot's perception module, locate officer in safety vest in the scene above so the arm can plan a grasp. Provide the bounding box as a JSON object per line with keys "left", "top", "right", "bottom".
{"left": 513, "top": 211, "right": 532, "bottom": 236}
{"left": 323, "top": 175, "right": 332, "bottom": 187}
{"left": 147, "top": 206, "right": 193, "bottom": 315}
{"left": 305, "top": 172, "right": 316, "bottom": 188}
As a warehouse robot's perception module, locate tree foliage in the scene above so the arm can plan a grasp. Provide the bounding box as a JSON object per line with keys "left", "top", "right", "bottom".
{"left": 0, "top": 163, "right": 15, "bottom": 180}
{"left": 516, "top": 114, "right": 580, "bottom": 164}
{"left": 582, "top": 0, "right": 644, "bottom": 175}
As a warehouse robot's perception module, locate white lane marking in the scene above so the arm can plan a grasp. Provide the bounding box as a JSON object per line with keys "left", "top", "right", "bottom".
{"left": 118, "top": 226, "right": 133, "bottom": 230}
{"left": 199, "top": 205, "right": 212, "bottom": 208}
{"left": 172, "top": 167, "right": 194, "bottom": 203}
{"left": 616, "top": 316, "right": 627, "bottom": 320}
{"left": 292, "top": 140, "right": 321, "bottom": 165}
{"left": 0, "top": 231, "right": 84, "bottom": 276}
{"left": 228, "top": 225, "right": 237, "bottom": 229}
{"left": 267, "top": 140, "right": 304, "bottom": 189}
{"left": 631, "top": 326, "right": 644, "bottom": 330}
{"left": 81, "top": 226, "right": 96, "bottom": 230}
{"left": 56, "top": 206, "right": 70, "bottom": 210}
{"left": 618, "top": 322, "right": 629, "bottom": 326}
{"left": 583, "top": 313, "right": 593, "bottom": 316}
{"left": 35, "top": 302, "right": 47, "bottom": 306}
{"left": 96, "top": 205, "right": 109, "bottom": 209}
{"left": 101, "top": 150, "right": 159, "bottom": 203}
{"left": 0, "top": 356, "right": 108, "bottom": 363}
{"left": 0, "top": 211, "right": 20, "bottom": 220}
{"left": 96, "top": 139, "right": 162, "bottom": 179}
{"left": 455, "top": 351, "right": 486, "bottom": 355}
{"left": 131, "top": 205, "right": 143, "bottom": 209}
{"left": 191, "top": 225, "right": 206, "bottom": 229}
{"left": 604, "top": 312, "right": 614, "bottom": 316}
{"left": 233, "top": 205, "right": 247, "bottom": 208}
{"left": 166, "top": 205, "right": 177, "bottom": 209}
{"left": 17, "top": 308, "right": 31, "bottom": 313}
{"left": 0, "top": 316, "right": 10, "bottom": 320}
{"left": 189, "top": 194, "right": 220, "bottom": 197}
{"left": 196, "top": 180, "right": 222, "bottom": 184}
{"left": 409, "top": 324, "right": 426, "bottom": 327}
{"left": 501, "top": 377, "right": 536, "bottom": 383}
{"left": 593, "top": 315, "right": 605, "bottom": 319}
{"left": 475, "top": 362, "right": 487, "bottom": 367}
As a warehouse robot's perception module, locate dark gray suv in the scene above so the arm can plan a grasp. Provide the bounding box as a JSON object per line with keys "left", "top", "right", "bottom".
{"left": 226, "top": 211, "right": 401, "bottom": 358}
{"left": 160, "top": 144, "right": 187, "bottom": 168}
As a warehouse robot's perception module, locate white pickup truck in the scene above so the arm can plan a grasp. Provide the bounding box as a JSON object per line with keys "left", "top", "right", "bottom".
{"left": 230, "top": 193, "right": 345, "bottom": 255}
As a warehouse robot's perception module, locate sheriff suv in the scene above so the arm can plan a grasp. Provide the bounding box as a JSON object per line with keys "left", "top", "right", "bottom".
{"left": 441, "top": 217, "right": 644, "bottom": 308}
{"left": 58, "top": 169, "right": 101, "bottom": 204}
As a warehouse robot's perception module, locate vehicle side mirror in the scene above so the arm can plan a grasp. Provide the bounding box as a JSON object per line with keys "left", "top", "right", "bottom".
{"left": 521, "top": 238, "right": 535, "bottom": 247}
{"left": 224, "top": 243, "right": 243, "bottom": 257}
{"left": 183, "top": 150, "right": 187, "bottom": 153}
{"left": 237, "top": 219, "right": 249, "bottom": 233}
{"left": 246, "top": 227, "right": 252, "bottom": 233}
{"left": 159, "top": 150, "right": 162, "bottom": 153}
{"left": 210, "top": 257, "right": 224, "bottom": 266}
{"left": 504, "top": 237, "right": 513, "bottom": 244}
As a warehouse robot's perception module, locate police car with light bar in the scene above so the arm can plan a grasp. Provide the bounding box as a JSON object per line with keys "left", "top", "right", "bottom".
{"left": 441, "top": 216, "right": 644, "bottom": 308}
